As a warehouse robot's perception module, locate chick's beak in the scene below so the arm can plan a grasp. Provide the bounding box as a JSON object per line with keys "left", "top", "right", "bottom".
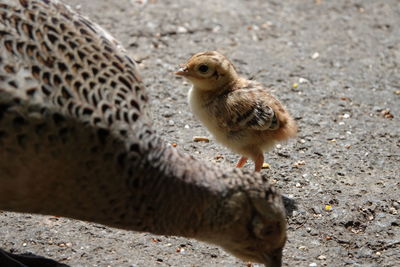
{"left": 175, "top": 66, "right": 189, "bottom": 76}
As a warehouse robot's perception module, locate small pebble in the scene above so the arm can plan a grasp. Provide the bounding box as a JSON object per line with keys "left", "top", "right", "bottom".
{"left": 176, "top": 26, "right": 188, "bottom": 33}
{"left": 381, "top": 109, "right": 394, "bottom": 118}
{"left": 342, "top": 113, "right": 350, "bottom": 119}
{"left": 311, "top": 52, "right": 320, "bottom": 59}
{"left": 293, "top": 160, "right": 306, "bottom": 167}
{"left": 318, "top": 255, "right": 327, "bottom": 260}
{"left": 299, "top": 77, "right": 309, "bottom": 84}
{"left": 168, "top": 120, "right": 175, "bottom": 126}
{"left": 389, "top": 207, "right": 398, "bottom": 215}
{"left": 309, "top": 263, "right": 318, "bottom": 267}
{"left": 176, "top": 247, "right": 186, "bottom": 254}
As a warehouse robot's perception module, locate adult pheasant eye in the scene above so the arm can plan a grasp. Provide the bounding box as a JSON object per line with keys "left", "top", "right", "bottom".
{"left": 198, "top": 64, "right": 209, "bottom": 73}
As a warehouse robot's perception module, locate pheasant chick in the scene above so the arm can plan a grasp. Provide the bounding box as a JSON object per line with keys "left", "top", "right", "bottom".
{"left": 176, "top": 51, "right": 297, "bottom": 172}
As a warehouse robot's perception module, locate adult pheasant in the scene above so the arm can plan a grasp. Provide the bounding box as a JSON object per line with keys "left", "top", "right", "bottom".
{"left": 0, "top": 1, "right": 287, "bottom": 266}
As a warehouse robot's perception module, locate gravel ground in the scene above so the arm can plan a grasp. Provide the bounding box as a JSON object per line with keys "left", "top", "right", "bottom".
{"left": 1, "top": 0, "right": 399, "bottom": 266}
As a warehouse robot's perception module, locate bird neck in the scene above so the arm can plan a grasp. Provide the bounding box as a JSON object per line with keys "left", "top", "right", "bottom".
{"left": 192, "top": 78, "right": 238, "bottom": 103}
{"left": 0, "top": 117, "right": 235, "bottom": 239}
{"left": 129, "top": 140, "right": 226, "bottom": 237}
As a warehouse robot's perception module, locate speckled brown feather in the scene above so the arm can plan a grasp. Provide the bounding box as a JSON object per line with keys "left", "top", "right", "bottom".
{"left": 1, "top": 2, "right": 286, "bottom": 266}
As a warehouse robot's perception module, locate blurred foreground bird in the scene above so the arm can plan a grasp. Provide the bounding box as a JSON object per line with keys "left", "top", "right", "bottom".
{"left": 0, "top": 1, "right": 286, "bottom": 266}
{"left": 176, "top": 51, "right": 297, "bottom": 172}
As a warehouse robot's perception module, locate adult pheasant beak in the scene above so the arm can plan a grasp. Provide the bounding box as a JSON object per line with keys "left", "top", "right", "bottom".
{"left": 175, "top": 66, "right": 189, "bottom": 76}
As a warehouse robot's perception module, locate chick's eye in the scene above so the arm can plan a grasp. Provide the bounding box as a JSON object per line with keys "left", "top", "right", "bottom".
{"left": 198, "top": 64, "right": 209, "bottom": 73}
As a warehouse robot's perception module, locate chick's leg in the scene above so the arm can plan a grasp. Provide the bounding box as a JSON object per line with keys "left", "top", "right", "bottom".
{"left": 254, "top": 153, "right": 264, "bottom": 172}
{"left": 236, "top": 156, "right": 248, "bottom": 168}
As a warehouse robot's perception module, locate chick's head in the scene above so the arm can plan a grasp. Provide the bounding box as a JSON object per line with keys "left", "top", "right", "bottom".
{"left": 176, "top": 51, "right": 238, "bottom": 91}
